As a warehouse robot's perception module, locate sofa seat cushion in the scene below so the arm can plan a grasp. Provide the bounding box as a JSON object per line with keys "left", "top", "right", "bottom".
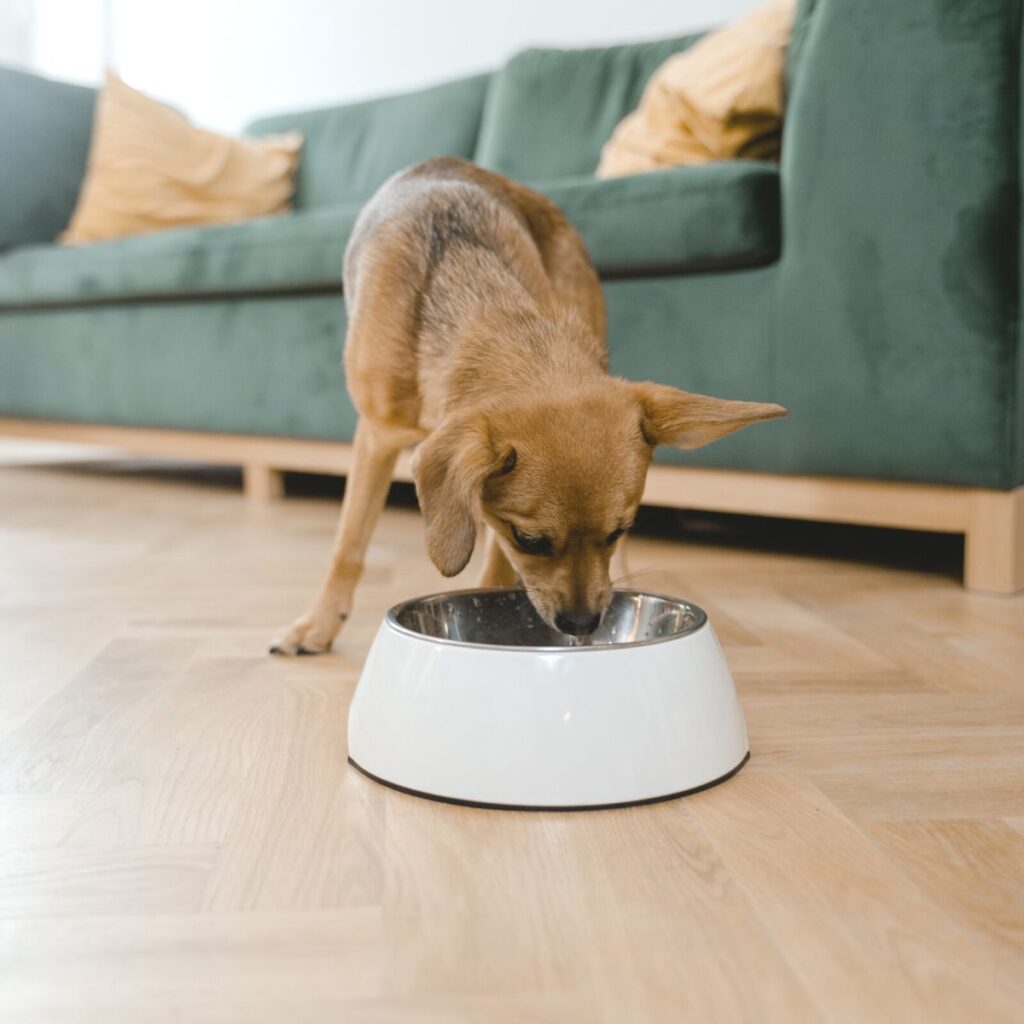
{"left": 0, "top": 160, "right": 779, "bottom": 307}
{"left": 537, "top": 161, "right": 779, "bottom": 275}
{"left": 0, "top": 206, "right": 357, "bottom": 308}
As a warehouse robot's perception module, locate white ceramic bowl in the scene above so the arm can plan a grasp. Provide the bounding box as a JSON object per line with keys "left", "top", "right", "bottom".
{"left": 347, "top": 589, "right": 748, "bottom": 810}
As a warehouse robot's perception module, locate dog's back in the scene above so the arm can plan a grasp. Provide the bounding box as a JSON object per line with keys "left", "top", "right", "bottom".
{"left": 345, "top": 158, "right": 575, "bottom": 288}
{"left": 341, "top": 158, "right": 606, "bottom": 431}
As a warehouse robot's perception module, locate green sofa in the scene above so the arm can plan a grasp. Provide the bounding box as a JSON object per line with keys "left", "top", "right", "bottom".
{"left": 1, "top": 0, "right": 1021, "bottom": 592}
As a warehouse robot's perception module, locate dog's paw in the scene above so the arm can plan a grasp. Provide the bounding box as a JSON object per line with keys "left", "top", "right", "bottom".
{"left": 269, "top": 610, "right": 347, "bottom": 656}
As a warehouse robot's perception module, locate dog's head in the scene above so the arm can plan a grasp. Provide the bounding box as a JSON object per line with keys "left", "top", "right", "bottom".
{"left": 412, "top": 379, "right": 785, "bottom": 635}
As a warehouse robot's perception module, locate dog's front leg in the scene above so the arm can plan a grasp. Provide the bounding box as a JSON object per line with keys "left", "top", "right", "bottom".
{"left": 477, "top": 528, "right": 519, "bottom": 588}
{"left": 271, "top": 419, "right": 400, "bottom": 655}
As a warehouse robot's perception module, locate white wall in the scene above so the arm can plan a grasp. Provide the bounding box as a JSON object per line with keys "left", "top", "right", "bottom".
{"left": 0, "top": 0, "right": 33, "bottom": 67}
{"left": 4, "top": 0, "right": 110, "bottom": 82}
{"left": 11, "top": 0, "right": 760, "bottom": 131}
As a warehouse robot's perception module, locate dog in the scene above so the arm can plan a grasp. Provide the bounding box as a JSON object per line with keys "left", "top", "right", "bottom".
{"left": 270, "top": 158, "right": 785, "bottom": 655}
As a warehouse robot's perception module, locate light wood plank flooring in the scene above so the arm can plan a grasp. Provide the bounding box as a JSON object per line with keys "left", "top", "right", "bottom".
{"left": 1, "top": 444, "right": 1022, "bottom": 1023}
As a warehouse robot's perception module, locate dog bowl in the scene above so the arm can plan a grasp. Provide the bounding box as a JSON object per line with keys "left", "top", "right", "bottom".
{"left": 347, "top": 589, "right": 748, "bottom": 810}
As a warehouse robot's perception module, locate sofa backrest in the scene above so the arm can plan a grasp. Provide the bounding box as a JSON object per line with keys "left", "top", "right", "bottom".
{"left": 245, "top": 73, "right": 491, "bottom": 209}
{"left": 0, "top": 66, "right": 96, "bottom": 251}
{"left": 473, "top": 34, "right": 701, "bottom": 181}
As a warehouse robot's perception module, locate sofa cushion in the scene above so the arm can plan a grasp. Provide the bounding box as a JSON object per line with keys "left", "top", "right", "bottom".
{"left": 0, "top": 160, "right": 779, "bottom": 307}
{"left": 63, "top": 72, "right": 302, "bottom": 244}
{"left": 0, "top": 205, "right": 357, "bottom": 308}
{"left": 0, "top": 66, "right": 96, "bottom": 251}
{"left": 597, "top": 0, "right": 796, "bottom": 178}
{"left": 475, "top": 36, "right": 701, "bottom": 180}
{"left": 538, "top": 162, "right": 779, "bottom": 275}
{"left": 245, "top": 74, "right": 490, "bottom": 209}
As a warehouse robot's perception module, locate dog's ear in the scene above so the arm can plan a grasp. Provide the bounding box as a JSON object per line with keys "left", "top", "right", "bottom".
{"left": 629, "top": 381, "right": 786, "bottom": 449}
{"left": 411, "top": 413, "right": 510, "bottom": 577}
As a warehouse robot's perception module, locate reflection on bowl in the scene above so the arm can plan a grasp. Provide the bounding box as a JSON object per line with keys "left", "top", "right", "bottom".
{"left": 391, "top": 588, "right": 706, "bottom": 649}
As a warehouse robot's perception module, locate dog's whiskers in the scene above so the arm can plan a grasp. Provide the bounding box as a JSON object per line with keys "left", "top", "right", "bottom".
{"left": 610, "top": 567, "right": 660, "bottom": 588}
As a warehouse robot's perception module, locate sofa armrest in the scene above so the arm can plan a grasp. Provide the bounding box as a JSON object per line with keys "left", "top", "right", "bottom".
{"left": 775, "top": 0, "right": 1022, "bottom": 488}
{"left": 0, "top": 67, "right": 96, "bottom": 251}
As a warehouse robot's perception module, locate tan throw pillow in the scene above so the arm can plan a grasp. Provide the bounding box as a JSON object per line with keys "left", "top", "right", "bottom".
{"left": 597, "top": 0, "right": 796, "bottom": 179}
{"left": 62, "top": 71, "right": 301, "bottom": 243}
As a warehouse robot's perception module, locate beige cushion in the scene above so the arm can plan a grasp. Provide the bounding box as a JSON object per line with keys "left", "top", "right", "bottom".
{"left": 62, "top": 72, "right": 301, "bottom": 244}
{"left": 597, "top": 0, "right": 796, "bottom": 179}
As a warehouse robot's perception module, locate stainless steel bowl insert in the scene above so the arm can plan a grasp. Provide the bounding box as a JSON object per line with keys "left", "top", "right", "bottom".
{"left": 388, "top": 588, "right": 706, "bottom": 651}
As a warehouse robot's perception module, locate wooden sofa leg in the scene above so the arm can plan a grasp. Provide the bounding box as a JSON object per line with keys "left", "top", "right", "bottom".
{"left": 964, "top": 486, "right": 1024, "bottom": 593}
{"left": 243, "top": 463, "right": 284, "bottom": 502}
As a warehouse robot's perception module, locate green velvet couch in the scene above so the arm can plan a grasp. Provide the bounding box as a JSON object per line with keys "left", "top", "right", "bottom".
{"left": 1, "top": 0, "right": 1021, "bottom": 592}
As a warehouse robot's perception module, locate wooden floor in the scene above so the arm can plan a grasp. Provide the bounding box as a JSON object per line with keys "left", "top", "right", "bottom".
{"left": 1, "top": 444, "right": 1022, "bottom": 1023}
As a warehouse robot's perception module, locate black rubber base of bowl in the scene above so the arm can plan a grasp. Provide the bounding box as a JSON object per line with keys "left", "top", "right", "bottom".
{"left": 346, "top": 750, "right": 750, "bottom": 812}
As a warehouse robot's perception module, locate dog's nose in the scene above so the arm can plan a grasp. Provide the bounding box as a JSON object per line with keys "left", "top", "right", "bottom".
{"left": 554, "top": 610, "right": 602, "bottom": 636}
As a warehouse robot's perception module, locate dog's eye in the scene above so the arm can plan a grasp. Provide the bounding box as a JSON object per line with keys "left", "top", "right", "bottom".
{"left": 606, "top": 527, "right": 626, "bottom": 546}
{"left": 509, "top": 524, "right": 553, "bottom": 556}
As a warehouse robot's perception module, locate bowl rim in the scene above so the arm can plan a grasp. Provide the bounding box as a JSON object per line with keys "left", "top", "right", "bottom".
{"left": 384, "top": 587, "right": 708, "bottom": 653}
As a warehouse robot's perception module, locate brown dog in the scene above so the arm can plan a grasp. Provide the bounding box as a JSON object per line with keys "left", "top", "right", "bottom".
{"left": 271, "top": 158, "right": 784, "bottom": 654}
